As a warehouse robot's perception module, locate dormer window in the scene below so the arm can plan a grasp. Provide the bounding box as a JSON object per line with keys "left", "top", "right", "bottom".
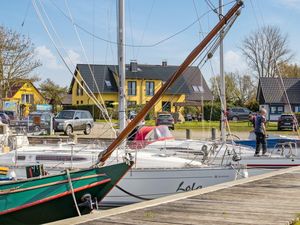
{"left": 105, "top": 80, "right": 112, "bottom": 87}
{"left": 192, "top": 85, "right": 204, "bottom": 93}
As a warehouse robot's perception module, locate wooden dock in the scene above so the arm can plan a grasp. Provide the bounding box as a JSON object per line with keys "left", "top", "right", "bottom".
{"left": 48, "top": 166, "right": 300, "bottom": 225}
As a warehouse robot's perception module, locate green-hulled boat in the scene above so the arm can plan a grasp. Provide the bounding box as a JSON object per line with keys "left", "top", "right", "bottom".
{"left": 0, "top": 161, "right": 133, "bottom": 225}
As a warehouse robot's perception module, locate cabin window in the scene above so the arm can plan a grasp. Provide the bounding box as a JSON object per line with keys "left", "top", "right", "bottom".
{"left": 270, "top": 105, "right": 284, "bottom": 114}
{"left": 146, "top": 81, "right": 155, "bottom": 96}
{"left": 128, "top": 81, "right": 136, "bottom": 96}
{"left": 21, "top": 94, "right": 34, "bottom": 104}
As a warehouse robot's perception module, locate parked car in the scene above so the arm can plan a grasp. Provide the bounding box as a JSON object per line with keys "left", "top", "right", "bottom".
{"left": 185, "top": 114, "right": 193, "bottom": 121}
{"left": 226, "top": 107, "right": 252, "bottom": 121}
{"left": 54, "top": 110, "right": 94, "bottom": 135}
{"left": 0, "top": 110, "right": 18, "bottom": 120}
{"left": 0, "top": 112, "right": 10, "bottom": 124}
{"left": 277, "top": 114, "right": 298, "bottom": 131}
{"left": 155, "top": 113, "right": 175, "bottom": 130}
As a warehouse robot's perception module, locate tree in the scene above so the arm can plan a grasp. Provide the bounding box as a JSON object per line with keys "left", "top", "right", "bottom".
{"left": 210, "top": 72, "right": 256, "bottom": 106}
{"left": 278, "top": 62, "right": 300, "bottom": 77}
{"left": 39, "top": 79, "right": 67, "bottom": 113}
{"left": 0, "top": 26, "right": 41, "bottom": 99}
{"left": 241, "top": 25, "right": 292, "bottom": 78}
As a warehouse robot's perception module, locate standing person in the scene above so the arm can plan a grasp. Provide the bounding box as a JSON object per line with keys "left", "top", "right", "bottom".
{"left": 254, "top": 108, "right": 267, "bottom": 156}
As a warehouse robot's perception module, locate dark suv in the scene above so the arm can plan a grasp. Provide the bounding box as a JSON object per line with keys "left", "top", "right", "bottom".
{"left": 227, "top": 107, "right": 251, "bottom": 121}
{"left": 156, "top": 113, "right": 175, "bottom": 130}
{"left": 54, "top": 110, "right": 94, "bottom": 135}
{"left": 277, "top": 114, "right": 298, "bottom": 131}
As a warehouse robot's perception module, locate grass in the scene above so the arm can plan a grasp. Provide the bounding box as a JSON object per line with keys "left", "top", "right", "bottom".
{"left": 96, "top": 119, "right": 298, "bottom": 135}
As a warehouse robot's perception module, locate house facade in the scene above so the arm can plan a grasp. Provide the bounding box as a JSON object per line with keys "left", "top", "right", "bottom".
{"left": 69, "top": 61, "right": 213, "bottom": 115}
{"left": 257, "top": 77, "right": 300, "bottom": 121}
{"left": 2, "top": 81, "right": 45, "bottom": 117}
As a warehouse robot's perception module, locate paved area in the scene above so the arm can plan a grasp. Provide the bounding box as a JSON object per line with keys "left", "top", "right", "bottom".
{"left": 47, "top": 166, "right": 300, "bottom": 225}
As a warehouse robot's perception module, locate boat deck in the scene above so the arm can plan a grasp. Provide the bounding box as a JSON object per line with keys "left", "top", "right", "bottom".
{"left": 47, "top": 166, "right": 300, "bottom": 225}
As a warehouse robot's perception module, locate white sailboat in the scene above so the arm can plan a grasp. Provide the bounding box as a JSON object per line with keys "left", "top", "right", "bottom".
{"left": 0, "top": 0, "right": 250, "bottom": 206}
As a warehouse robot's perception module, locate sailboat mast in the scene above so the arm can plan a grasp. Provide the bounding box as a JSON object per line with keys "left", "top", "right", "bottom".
{"left": 219, "top": 0, "right": 226, "bottom": 142}
{"left": 98, "top": 0, "right": 244, "bottom": 164}
{"left": 117, "top": 0, "right": 126, "bottom": 133}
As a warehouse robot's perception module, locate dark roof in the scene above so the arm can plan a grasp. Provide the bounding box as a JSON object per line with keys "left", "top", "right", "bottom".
{"left": 70, "top": 64, "right": 213, "bottom": 101}
{"left": 7, "top": 82, "right": 26, "bottom": 98}
{"left": 61, "top": 94, "right": 72, "bottom": 105}
{"left": 258, "top": 77, "right": 300, "bottom": 104}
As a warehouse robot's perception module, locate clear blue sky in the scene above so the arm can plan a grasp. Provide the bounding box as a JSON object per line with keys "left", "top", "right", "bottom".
{"left": 1, "top": 0, "right": 300, "bottom": 87}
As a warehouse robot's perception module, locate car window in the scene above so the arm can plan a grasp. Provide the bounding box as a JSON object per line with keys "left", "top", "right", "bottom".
{"left": 74, "top": 112, "right": 81, "bottom": 119}
{"left": 158, "top": 114, "right": 172, "bottom": 119}
{"left": 56, "top": 111, "right": 75, "bottom": 119}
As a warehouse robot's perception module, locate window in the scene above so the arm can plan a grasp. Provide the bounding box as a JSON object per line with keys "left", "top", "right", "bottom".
{"left": 105, "top": 101, "right": 114, "bottom": 108}
{"left": 76, "top": 101, "right": 79, "bottom": 104}
{"left": 162, "top": 101, "right": 171, "bottom": 112}
{"left": 127, "top": 101, "right": 136, "bottom": 107}
{"left": 105, "top": 80, "right": 112, "bottom": 87}
{"left": 128, "top": 81, "right": 136, "bottom": 96}
{"left": 270, "top": 105, "right": 284, "bottom": 114}
{"left": 21, "top": 94, "right": 34, "bottom": 104}
{"left": 81, "top": 100, "right": 83, "bottom": 104}
{"left": 146, "top": 81, "right": 155, "bottom": 96}
{"left": 80, "top": 81, "right": 84, "bottom": 96}
{"left": 192, "top": 85, "right": 204, "bottom": 93}
{"left": 294, "top": 105, "right": 300, "bottom": 113}
{"left": 76, "top": 82, "right": 83, "bottom": 96}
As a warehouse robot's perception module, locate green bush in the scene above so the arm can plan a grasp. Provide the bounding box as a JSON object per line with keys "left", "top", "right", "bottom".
{"left": 203, "top": 102, "right": 221, "bottom": 121}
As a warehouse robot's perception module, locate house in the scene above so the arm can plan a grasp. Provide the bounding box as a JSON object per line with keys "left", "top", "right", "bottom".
{"left": 2, "top": 81, "right": 45, "bottom": 117}
{"left": 69, "top": 61, "right": 213, "bottom": 115}
{"left": 257, "top": 77, "right": 300, "bottom": 121}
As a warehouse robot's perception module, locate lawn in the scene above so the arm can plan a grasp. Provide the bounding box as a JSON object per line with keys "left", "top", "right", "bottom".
{"left": 96, "top": 119, "right": 297, "bottom": 135}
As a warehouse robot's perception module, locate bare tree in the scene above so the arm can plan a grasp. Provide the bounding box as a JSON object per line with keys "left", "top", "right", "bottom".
{"left": 0, "top": 26, "right": 41, "bottom": 99}
{"left": 278, "top": 62, "right": 300, "bottom": 77}
{"left": 241, "top": 25, "right": 292, "bottom": 78}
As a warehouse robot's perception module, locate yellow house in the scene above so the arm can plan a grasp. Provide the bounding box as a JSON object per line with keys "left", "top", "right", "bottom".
{"left": 69, "top": 61, "right": 213, "bottom": 116}
{"left": 3, "top": 81, "right": 45, "bottom": 116}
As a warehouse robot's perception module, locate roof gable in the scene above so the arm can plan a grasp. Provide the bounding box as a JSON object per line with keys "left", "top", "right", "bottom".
{"left": 70, "top": 63, "right": 213, "bottom": 101}
{"left": 258, "top": 77, "right": 300, "bottom": 104}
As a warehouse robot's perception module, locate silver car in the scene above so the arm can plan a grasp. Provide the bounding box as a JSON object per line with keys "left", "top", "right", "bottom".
{"left": 54, "top": 110, "right": 94, "bottom": 135}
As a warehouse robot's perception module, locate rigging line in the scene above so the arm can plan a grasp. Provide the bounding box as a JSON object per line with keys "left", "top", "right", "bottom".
{"left": 48, "top": 0, "right": 236, "bottom": 48}
{"left": 38, "top": 0, "right": 116, "bottom": 135}
{"left": 135, "top": 0, "right": 156, "bottom": 59}
{"left": 249, "top": 0, "right": 260, "bottom": 29}
{"left": 205, "top": 0, "right": 219, "bottom": 16}
{"left": 32, "top": 0, "right": 117, "bottom": 136}
{"left": 149, "top": 12, "right": 239, "bottom": 117}
{"left": 127, "top": 0, "right": 136, "bottom": 59}
{"left": 64, "top": 0, "right": 115, "bottom": 129}
{"left": 21, "top": 0, "right": 31, "bottom": 28}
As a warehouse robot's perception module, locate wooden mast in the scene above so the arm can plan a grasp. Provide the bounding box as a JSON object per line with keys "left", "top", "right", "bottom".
{"left": 98, "top": 0, "right": 244, "bottom": 164}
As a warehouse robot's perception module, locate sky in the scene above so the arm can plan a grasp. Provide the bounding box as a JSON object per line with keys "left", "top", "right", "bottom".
{"left": 1, "top": 0, "right": 300, "bottom": 88}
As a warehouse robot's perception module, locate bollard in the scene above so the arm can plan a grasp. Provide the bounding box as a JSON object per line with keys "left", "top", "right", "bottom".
{"left": 186, "top": 129, "right": 191, "bottom": 139}
{"left": 211, "top": 128, "right": 216, "bottom": 140}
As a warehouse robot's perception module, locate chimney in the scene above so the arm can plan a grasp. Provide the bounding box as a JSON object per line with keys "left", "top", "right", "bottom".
{"left": 162, "top": 60, "right": 167, "bottom": 67}
{"left": 130, "top": 60, "right": 138, "bottom": 72}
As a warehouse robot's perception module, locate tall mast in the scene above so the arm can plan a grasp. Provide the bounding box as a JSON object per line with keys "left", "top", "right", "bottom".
{"left": 219, "top": 0, "right": 226, "bottom": 142}
{"left": 117, "top": 0, "right": 126, "bottom": 133}
{"left": 98, "top": 0, "right": 243, "bottom": 164}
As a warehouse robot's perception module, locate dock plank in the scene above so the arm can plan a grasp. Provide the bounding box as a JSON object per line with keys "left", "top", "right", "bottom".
{"left": 47, "top": 166, "right": 300, "bottom": 225}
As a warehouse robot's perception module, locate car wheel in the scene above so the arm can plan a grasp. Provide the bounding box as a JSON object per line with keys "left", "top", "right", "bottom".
{"left": 84, "top": 124, "right": 91, "bottom": 135}
{"left": 232, "top": 116, "right": 239, "bottom": 121}
{"left": 65, "top": 125, "right": 73, "bottom": 136}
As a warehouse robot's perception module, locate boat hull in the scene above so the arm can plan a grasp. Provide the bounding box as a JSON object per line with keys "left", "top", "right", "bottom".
{"left": 101, "top": 166, "right": 240, "bottom": 206}
{"left": 0, "top": 161, "right": 132, "bottom": 225}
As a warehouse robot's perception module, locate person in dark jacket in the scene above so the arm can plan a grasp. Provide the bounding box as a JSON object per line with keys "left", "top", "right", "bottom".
{"left": 254, "top": 108, "right": 268, "bottom": 156}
